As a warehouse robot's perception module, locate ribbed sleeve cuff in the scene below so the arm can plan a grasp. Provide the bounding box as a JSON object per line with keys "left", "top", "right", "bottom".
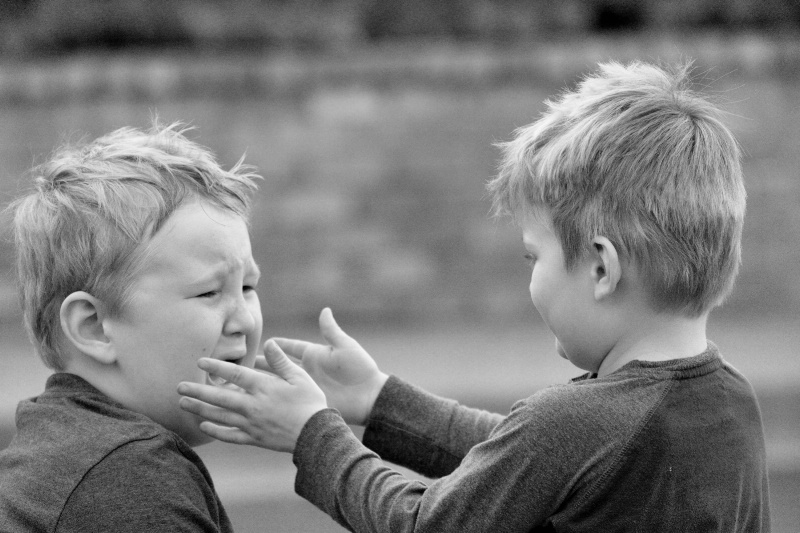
{"left": 292, "top": 408, "right": 376, "bottom": 521}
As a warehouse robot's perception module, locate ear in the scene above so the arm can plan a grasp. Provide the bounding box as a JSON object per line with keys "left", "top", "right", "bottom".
{"left": 591, "top": 236, "right": 622, "bottom": 301}
{"left": 60, "top": 291, "right": 117, "bottom": 365}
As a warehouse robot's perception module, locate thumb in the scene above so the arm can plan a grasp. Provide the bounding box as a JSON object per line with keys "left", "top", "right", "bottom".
{"left": 263, "top": 339, "right": 300, "bottom": 380}
{"left": 319, "top": 307, "right": 353, "bottom": 347}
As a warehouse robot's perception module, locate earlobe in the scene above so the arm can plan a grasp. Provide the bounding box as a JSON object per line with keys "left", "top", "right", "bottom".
{"left": 591, "top": 236, "right": 621, "bottom": 300}
{"left": 60, "top": 292, "right": 117, "bottom": 365}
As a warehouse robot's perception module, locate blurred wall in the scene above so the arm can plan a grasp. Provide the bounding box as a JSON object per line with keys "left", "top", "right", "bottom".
{"left": 1, "top": 35, "right": 798, "bottom": 328}
{"left": 3, "top": 0, "right": 800, "bottom": 57}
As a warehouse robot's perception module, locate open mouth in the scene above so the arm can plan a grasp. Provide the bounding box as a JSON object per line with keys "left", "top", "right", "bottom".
{"left": 205, "top": 356, "right": 245, "bottom": 387}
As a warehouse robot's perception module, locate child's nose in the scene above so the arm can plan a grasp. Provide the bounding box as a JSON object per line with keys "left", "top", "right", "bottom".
{"left": 223, "top": 295, "right": 257, "bottom": 336}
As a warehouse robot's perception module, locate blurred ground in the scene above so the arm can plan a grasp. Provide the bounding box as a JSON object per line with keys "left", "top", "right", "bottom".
{"left": 1, "top": 312, "right": 798, "bottom": 532}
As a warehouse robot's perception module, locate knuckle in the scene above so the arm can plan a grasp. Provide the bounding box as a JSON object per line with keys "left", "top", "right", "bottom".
{"left": 229, "top": 365, "right": 244, "bottom": 383}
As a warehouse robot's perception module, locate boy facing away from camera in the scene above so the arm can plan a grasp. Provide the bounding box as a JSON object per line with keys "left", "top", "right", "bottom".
{"left": 178, "top": 61, "right": 770, "bottom": 532}
{"left": 0, "top": 123, "right": 263, "bottom": 532}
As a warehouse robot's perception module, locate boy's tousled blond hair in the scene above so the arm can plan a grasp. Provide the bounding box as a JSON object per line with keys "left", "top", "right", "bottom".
{"left": 9, "top": 122, "right": 261, "bottom": 370}
{"left": 488, "top": 61, "right": 745, "bottom": 316}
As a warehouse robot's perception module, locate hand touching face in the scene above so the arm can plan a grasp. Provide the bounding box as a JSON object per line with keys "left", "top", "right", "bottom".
{"left": 177, "top": 308, "right": 389, "bottom": 451}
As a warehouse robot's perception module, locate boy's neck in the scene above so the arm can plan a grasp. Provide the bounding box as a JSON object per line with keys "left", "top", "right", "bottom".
{"left": 597, "top": 310, "right": 709, "bottom": 377}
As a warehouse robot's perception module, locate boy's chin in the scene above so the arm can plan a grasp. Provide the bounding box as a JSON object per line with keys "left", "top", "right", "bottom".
{"left": 189, "top": 436, "right": 215, "bottom": 447}
{"left": 183, "top": 428, "right": 215, "bottom": 448}
{"left": 173, "top": 416, "right": 217, "bottom": 447}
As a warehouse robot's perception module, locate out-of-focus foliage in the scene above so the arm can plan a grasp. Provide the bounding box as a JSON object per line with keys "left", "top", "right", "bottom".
{"left": 2, "top": 0, "right": 800, "bottom": 57}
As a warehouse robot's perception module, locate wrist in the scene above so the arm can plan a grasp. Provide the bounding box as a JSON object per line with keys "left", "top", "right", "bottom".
{"left": 362, "top": 372, "right": 389, "bottom": 424}
{"left": 287, "top": 405, "right": 330, "bottom": 452}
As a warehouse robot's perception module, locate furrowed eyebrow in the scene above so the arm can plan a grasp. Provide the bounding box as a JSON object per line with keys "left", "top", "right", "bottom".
{"left": 189, "top": 257, "right": 260, "bottom": 287}
{"left": 187, "top": 270, "right": 224, "bottom": 287}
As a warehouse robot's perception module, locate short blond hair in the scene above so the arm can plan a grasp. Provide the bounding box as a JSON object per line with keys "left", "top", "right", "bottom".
{"left": 9, "top": 122, "right": 261, "bottom": 370}
{"left": 488, "top": 61, "right": 746, "bottom": 316}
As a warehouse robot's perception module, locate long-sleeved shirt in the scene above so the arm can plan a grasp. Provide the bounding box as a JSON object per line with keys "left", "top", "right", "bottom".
{"left": 0, "top": 373, "right": 233, "bottom": 533}
{"left": 293, "top": 344, "right": 770, "bottom": 532}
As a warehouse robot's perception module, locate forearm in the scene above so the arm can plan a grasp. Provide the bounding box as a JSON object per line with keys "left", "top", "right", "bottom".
{"left": 295, "top": 409, "right": 426, "bottom": 533}
{"left": 362, "top": 376, "right": 503, "bottom": 478}
{"left": 293, "top": 406, "right": 555, "bottom": 533}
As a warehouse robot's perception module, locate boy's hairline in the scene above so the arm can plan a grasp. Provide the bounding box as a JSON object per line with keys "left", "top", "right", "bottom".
{"left": 96, "top": 194, "right": 254, "bottom": 309}
{"left": 13, "top": 122, "right": 262, "bottom": 370}
{"left": 487, "top": 60, "right": 744, "bottom": 318}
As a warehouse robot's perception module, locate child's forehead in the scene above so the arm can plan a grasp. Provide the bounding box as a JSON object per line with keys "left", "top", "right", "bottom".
{"left": 520, "top": 206, "right": 559, "bottom": 243}
{"left": 159, "top": 200, "right": 248, "bottom": 237}
{"left": 137, "top": 202, "right": 254, "bottom": 271}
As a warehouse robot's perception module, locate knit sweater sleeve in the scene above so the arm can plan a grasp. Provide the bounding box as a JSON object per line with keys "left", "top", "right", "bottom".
{"left": 292, "top": 350, "right": 770, "bottom": 533}
{"left": 361, "top": 375, "right": 504, "bottom": 478}
{"left": 56, "top": 436, "right": 230, "bottom": 533}
{"left": 293, "top": 384, "right": 593, "bottom": 533}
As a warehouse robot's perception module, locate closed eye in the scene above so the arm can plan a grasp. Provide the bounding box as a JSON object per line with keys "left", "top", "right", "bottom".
{"left": 524, "top": 253, "right": 536, "bottom": 267}
{"left": 196, "top": 290, "right": 220, "bottom": 298}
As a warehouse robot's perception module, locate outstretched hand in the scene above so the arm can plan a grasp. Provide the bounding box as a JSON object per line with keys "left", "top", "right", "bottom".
{"left": 267, "top": 307, "right": 389, "bottom": 426}
{"left": 178, "top": 340, "right": 327, "bottom": 453}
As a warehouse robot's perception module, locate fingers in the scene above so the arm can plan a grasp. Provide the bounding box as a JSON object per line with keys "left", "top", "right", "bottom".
{"left": 178, "top": 383, "right": 250, "bottom": 416}
{"left": 253, "top": 355, "right": 270, "bottom": 372}
{"left": 196, "top": 358, "right": 260, "bottom": 391}
{"left": 263, "top": 339, "right": 300, "bottom": 379}
{"left": 271, "top": 338, "right": 318, "bottom": 360}
{"left": 197, "top": 422, "right": 257, "bottom": 446}
{"left": 318, "top": 307, "right": 352, "bottom": 347}
{"left": 254, "top": 353, "right": 299, "bottom": 372}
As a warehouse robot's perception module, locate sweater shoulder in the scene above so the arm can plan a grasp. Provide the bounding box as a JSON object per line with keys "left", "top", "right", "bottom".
{"left": 507, "top": 371, "right": 674, "bottom": 437}
{"left": 56, "top": 437, "right": 227, "bottom": 532}
{"left": 0, "top": 384, "right": 210, "bottom": 533}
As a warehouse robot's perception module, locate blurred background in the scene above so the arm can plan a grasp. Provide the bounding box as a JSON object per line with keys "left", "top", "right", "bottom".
{"left": 0, "top": 1, "right": 798, "bottom": 531}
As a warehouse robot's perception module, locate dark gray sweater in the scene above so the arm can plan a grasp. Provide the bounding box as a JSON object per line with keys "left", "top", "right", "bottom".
{"left": 0, "top": 373, "right": 233, "bottom": 533}
{"left": 294, "top": 344, "right": 770, "bottom": 532}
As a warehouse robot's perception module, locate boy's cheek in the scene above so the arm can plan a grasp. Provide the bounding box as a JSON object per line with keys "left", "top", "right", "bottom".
{"left": 247, "top": 322, "right": 263, "bottom": 361}
{"left": 555, "top": 338, "right": 569, "bottom": 360}
{"left": 247, "top": 303, "right": 264, "bottom": 365}
{"left": 242, "top": 349, "right": 258, "bottom": 369}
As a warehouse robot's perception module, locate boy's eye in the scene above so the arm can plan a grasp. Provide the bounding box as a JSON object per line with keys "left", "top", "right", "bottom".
{"left": 524, "top": 253, "right": 536, "bottom": 267}
{"left": 196, "top": 290, "right": 220, "bottom": 298}
{"left": 243, "top": 285, "right": 257, "bottom": 292}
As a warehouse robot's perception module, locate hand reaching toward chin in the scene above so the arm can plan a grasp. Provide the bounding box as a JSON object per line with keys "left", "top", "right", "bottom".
{"left": 177, "top": 340, "right": 327, "bottom": 453}
{"left": 267, "top": 307, "right": 389, "bottom": 426}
